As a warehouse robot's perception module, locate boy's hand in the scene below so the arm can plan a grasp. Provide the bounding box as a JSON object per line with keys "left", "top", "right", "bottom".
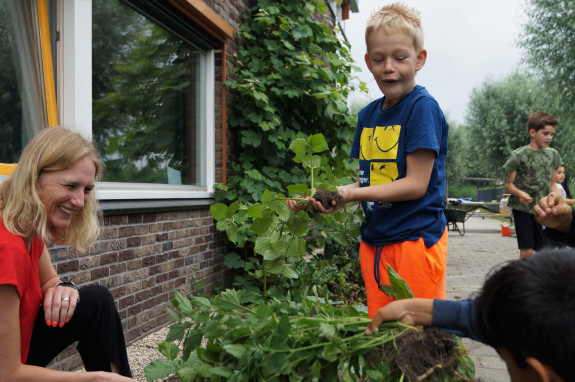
{"left": 365, "top": 299, "right": 433, "bottom": 335}
{"left": 286, "top": 196, "right": 310, "bottom": 213}
{"left": 308, "top": 188, "right": 347, "bottom": 214}
{"left": 534, "top": 192, "right": 573, "bottom": 233}
{"left": 518, "top": 191, "right": 533, "bottom": 205}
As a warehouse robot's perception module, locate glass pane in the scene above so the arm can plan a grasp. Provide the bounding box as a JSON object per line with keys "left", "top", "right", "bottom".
{"left": 92, "top": 0, "right": 205, "bottom": 185}
{"left": 0, "top": 0, "right": 47, "bottom": 163}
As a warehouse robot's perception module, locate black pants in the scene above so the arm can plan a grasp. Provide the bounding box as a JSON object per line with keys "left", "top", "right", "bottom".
{"left": 26, "top": 285, "right": 132, "bottom": 377}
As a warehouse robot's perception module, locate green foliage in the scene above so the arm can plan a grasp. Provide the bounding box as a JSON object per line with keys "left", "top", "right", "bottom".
{"left": 445, "top": 122, "right": 471, "bottom": 181}
{"left": 378, "top": 265, "right": 414, "bottom": 300}
{"left": 518, "top": 0, "right": 575, "bottom": 167}
{"left": 465, "top": 72, "right": 541, "bottom": 179}
{"left": 221, "top": 0, "right": 363, "bottom": 203}
{"left": 211, "top": 134, "right": 362, "bottom": 296}
{"left": 145, "top": 275, "right": 475, "bottom": 381}
{"left": 447, "top": 181, "right": 478, "bottom": 200}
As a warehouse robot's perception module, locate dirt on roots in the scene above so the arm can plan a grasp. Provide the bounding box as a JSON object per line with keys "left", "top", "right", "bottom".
{"left": 366, "top": 327, "right": 476, "bottom": 381}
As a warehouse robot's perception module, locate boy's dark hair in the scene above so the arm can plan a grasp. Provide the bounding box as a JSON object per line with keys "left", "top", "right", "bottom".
{"left": 474, "top": 249, "right": 575, "bottom": 380}
{"left": 527, "top": 111, "right": 558, "bottom": 132}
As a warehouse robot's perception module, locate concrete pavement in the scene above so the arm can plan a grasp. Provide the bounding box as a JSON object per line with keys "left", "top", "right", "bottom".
{"left": 446, "top": 214, "right": 517, "bottom": 381}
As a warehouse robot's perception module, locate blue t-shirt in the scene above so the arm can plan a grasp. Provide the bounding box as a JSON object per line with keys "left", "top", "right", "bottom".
{"left": 350, "top": 85, "right": 448, "bottom": 248}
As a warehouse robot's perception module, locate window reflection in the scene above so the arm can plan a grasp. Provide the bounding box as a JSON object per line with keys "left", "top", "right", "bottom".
{"left": 92, "top": 0, "right": 204, "bottom": 185}
{"left": 0, "top": 0, "right": 48, "bottom": 163}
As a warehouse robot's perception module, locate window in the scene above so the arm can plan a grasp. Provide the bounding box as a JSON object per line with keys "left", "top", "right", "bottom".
{"left": 1, "top": 0, "right": 229, "bottom": 199}
{"left": 92, "top": 0, "right": 212, "bottom": 187}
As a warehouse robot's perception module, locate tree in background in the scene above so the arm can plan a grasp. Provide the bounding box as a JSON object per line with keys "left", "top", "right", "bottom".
{"left": 221, "top": 0, "right": 364, "bottom": 203}
{"left": 464, "top": 72, "right": 541, "bottom": 180}
{"left": 518, "top": 0, "right": 575, "bottom": 167}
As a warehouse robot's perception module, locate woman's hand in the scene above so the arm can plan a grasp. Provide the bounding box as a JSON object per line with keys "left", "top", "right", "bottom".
{"left": 89, "top": 371, "right": 136, "bottom": 381}
{"left": 43, "top": 284, "right": 80, "bottom": 328}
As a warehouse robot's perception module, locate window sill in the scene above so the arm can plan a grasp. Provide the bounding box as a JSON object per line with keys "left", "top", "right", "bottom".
{"left": 99, "top": 198, "right": 215, "bottom": 215}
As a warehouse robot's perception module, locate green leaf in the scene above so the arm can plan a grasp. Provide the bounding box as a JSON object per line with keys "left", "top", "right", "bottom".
{"left": 226, "top": 201, "right": 240, "bottom": 218}
{"left": 165, "top": 323, "right": 186, "bottom": 342}
{"left": 311, "top": 359, "right": 322, "bottom": 378}
{"left": 223, "top": 253, "right": 245, "bottom": 269}
{"left": 247, "top": 204, "right": 263, "bottom": 218}
{"left": 250, "top": 215, "right": 273, "bottom": 234}
{"left": 196, "top": 346, "right": 221, "bottom": 365}
{"left": 157, "top": 341, "right": 180, "bottom": 361}
{"left": 176, "top": 367, "right": 197, "bottom": 382}
{"left": 308, "top": 133, "right": 329, "bottom": 153}
{"left": 378, "top": 264, "right": 415, "bottom": 300}
{"left": 219, "top": 289, "right": 244, "bottom": 310}
{"left": 223, "top": 344, "right": 247, "bottom": 359}
{"left": 172, "top": 291, "right": 195, "bottom": 316}
{"left": 210, "top": 366, "right": 232, "bottom": 378}
{"left": 286, "top": 183, "right": 310, "bottom": 195}
{"left": 245, "top": 169, "right": 263, "bottom": 181}
{"left": 144, "top": 360, "right": 179, "bottom": 381}
{"left": 321, "top": 342, "right": 339, "bottom": 362}
{"left": 318, "top": 322, "right": 336, "bottom": 339}
{"left": 192, "top": 296, "right": 212, "bottom": 311}
{"left": 209, "top": 203, "right": 228, "bottom": 220}
{"left": 289, "top": 138, "right": 307, "bottom": 161}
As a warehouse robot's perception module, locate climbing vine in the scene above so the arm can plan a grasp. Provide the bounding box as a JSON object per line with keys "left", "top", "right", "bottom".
{"left": 220, "top": 0, "right": 366, "bottom": 203}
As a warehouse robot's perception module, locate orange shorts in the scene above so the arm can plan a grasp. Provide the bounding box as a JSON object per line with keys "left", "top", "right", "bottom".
{"left": 360, "top": 229, "right": 448, "bottom": 318}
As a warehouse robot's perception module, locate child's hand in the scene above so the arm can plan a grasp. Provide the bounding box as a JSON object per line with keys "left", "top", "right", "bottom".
{"left": 518, "top": 191, "right": 533, "bottom": 206}
{"left": 534, "top": 192, "right": 573, "bottom": 233}
{"left": 365, "top": 299, "right": 433, "bottom": 335}
{"left": 308, "top": 188, "right": 347, "bottom": 214}
{"left": 286, "top": 197, "right": 310, "bottom": 213}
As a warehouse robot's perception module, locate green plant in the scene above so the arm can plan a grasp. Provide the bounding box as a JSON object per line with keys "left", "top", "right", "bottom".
{"left": 211, "top": 134, "right": 362, "bottom": 296}
{"left": 144, "top": 268, "right": 475, "bottom": 381}
{"left": 220, "top": 0, "right": 365, "bottom": 203}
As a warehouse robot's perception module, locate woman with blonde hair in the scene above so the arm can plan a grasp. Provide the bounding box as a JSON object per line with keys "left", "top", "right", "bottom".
{"left": 0, "top": 127, "right": 134, "bottom": 381}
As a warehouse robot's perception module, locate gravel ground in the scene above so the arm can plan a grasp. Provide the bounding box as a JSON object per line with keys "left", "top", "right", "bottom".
{"left": 126, "top": 326, "right": 175, "bottom": 382}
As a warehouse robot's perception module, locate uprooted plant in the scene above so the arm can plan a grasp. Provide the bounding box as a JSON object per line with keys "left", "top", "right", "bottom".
{"left": 144, "top": 266, "right": 475, "bottom": 381}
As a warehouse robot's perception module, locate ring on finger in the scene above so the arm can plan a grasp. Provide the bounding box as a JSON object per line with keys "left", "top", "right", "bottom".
{"left": 61, "top": 297, "right": 70, "bottom": 301}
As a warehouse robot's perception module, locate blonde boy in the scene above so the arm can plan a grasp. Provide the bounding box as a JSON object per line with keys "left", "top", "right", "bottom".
{"left": 305, "top": 3, "right": 449, "bottom": 317}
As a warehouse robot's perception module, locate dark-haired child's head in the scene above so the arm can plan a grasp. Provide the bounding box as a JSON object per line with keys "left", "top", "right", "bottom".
{"left": 527, "top": 111, "right": 558, "bottom": 133}
{"left": 475, "top": 249, "right": 575, "bottom": 381}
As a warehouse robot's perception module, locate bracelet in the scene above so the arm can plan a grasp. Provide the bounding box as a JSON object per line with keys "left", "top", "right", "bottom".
{"left": 55, "top": 280, "right": 79, "bottom": 292}
{"left": 55, "top": 280, "right": 80, "bottom": 302}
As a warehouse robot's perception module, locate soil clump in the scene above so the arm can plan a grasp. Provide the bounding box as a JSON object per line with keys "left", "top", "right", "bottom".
{"left": 367, "top": 327, "right": 475, "bottom": 381}
{"left": 312, "top": 190, "right": 344, "bottom": 210}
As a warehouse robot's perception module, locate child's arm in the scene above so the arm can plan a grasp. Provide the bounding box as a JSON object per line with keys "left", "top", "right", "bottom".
{"left": 310, "top": 149, "right": 436, "bottom": 213}
{"left": 365, "top": 298, "right": 434, "bottom": 334}
{"left": 505, "top": 170, "right": 533, "bottom": 205}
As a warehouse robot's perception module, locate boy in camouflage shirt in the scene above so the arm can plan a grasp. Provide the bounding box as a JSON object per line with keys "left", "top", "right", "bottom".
{"left": 503, "top": 111, "right": 562, "bottom": 258}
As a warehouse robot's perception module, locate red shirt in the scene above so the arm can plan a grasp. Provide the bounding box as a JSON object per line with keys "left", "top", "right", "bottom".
{"left": 0, "top": 220, "right": 44, "bottom": 363}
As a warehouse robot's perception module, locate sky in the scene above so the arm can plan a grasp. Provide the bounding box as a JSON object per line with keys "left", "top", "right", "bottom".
{"left": 343, "top": 0, "right": 527, "bottom": 125}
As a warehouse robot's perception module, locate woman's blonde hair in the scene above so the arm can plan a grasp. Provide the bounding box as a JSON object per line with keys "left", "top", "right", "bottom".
{"left": 365, "top": 3, "right": 424, "bottom": 54}
{"left": 0, "top": 127, "right": 103, "bottom": 252}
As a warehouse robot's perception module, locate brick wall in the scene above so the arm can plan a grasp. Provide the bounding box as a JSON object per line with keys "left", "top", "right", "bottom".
{"left": 48, "top": 206, "right": 231, "bottom": 371}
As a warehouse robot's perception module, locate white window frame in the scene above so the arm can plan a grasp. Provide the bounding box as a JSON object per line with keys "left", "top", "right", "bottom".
{"left": 58, "top": 0, "right": 216, "bottom": 200}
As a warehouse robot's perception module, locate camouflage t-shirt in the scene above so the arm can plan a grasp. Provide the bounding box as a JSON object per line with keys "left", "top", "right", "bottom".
{"left": 503, "top": 146, "right": 563, "bottom": 213}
